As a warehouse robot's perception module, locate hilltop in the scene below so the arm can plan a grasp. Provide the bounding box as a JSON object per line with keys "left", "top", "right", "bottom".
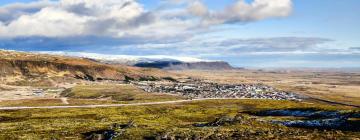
{"left": 0, "top": 50, "right": 172, "bottom": 84}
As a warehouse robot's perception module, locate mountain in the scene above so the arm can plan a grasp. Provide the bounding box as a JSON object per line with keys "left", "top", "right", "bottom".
{"left": 0, "top": 50, "right": 171, "bottom": 83}
{"left": 37, "top": 51, "right": 235, "bottom": 70}
{"left": 134, "top": 61, "right": 233, "bottom": 70}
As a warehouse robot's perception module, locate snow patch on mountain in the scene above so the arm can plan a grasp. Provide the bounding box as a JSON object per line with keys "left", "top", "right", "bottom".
{"left": 35, "top": 51, "right": 216, "bottom": 64}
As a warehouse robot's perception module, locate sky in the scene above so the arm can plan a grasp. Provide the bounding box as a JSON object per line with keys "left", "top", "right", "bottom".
{"left": 0, "top": 0, "right": 359, "bottom": 68}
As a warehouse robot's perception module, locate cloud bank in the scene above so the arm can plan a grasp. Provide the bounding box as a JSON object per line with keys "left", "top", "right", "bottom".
{"left": 189, "top": 0, "right": 292, "bottom": 26}
{"left": 0, "top": 0, "right": 148, "bottom": 37}
{"left": 1, "top": 0, "right": 358, "bottom": 67}
{"left": 0, "top": 0, "right": 293, "bottom": 39}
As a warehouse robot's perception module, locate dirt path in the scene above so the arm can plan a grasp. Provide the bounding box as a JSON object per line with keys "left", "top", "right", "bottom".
{"left": 0, "top": 98, "right": 249, "bottom": 110}
{"left": 60, "top": 98, "right": 69, "bottom": 104}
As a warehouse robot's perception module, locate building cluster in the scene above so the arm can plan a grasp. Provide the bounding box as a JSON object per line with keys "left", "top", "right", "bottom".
{"left": 133, "top": 80, "right": 302, "bottom": 101}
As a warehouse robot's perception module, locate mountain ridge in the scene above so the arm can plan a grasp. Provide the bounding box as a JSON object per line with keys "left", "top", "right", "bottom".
{"left": 134, "top": 61, "right": 234, "bottom": 70}
{"left": 35, "top": 51, "right": 235, "bottom": 70}
{"left": 0, "top": 50, "right": 171, "bottom": 83}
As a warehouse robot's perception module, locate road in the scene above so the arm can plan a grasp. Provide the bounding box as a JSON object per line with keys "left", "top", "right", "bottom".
{"left": 1, "top": 97, "right": 357, "bottom": 110}
{"left": 0, "top": 98, "right": 245, "bottom": 110}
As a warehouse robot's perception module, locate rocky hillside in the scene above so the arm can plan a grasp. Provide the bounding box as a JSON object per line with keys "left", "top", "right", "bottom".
{"left": 0, "top": 50, "right": 169, "bottom": 81}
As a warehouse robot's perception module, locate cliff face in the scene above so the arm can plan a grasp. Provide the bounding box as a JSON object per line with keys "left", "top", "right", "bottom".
{"left": 134, "top": 61, "right": 234, "bottom": 70}
{"left": 0, "top": 50, "right": 168, "bottom": 81}
{"left": 0, "top": 59, "right": 124, "bottom": 81}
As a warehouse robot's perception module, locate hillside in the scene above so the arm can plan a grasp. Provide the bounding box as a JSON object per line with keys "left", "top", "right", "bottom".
{"left": 0, "top": 50, "right": 171, "bottom": 83}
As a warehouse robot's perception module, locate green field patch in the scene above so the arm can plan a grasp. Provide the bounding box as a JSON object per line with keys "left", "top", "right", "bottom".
{"left": 61, "top": 84, "right": 184, "bottom": 103}
{"left": 0, "top": 99, "right": 358, "bottom": 139}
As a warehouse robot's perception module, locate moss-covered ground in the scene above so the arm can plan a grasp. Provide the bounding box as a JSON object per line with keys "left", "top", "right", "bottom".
{"left": 0, "top": 99, "right": 358, "bottom": 139}
{"left": 61, "top": 84, "right": 184, "bottom": 103}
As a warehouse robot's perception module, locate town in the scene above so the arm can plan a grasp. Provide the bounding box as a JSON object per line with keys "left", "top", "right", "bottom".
{"left": 133, "top": 79, "right": 302, "bottom": 101}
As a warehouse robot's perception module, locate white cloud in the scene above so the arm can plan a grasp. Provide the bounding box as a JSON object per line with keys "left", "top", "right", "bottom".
{"left": 0, "top": 0, "right": 293, "bottom": 39}
{"left": 188, "top": 1, "right": 208, "bottom": 16}
{"left": 0, "top": 0, "right": 54, "bottom": 23}
{"left": 119, "top": 37, "right": 336, "bottom": 56}
{"left": 60, "top": 0, "right": 144, "bottom": 22}
{"left": 189, "top": 0, "right": 293, "bottom": 26}
{"left": 1, "top": 7, "right": 88, "bottom": 37}
{"left": 0, "top": 0, "right": 146, "bottom": 37}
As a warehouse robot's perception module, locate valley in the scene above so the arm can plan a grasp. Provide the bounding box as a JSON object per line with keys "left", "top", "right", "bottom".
{"left": 0, "top": 0, "right": 359, "bottom": 139}
{"left": 174, "top": 70, "right": 360, "bottom": 107}
{"left": 0, "top": 50, "right": 359, "bottom": 139}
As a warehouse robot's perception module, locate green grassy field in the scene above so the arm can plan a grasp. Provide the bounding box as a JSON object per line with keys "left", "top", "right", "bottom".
{"left": 61, "top": 84, "right": 184, "bottom": 103}
{"left": 0, "top": 99, "right": 358, "bottom": 139}
{"left": 0, "top": 99, "right": 117, "bottom": 107}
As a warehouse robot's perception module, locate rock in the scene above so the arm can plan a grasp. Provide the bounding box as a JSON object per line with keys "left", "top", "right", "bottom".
{"left": 250, "top": 109, "right": 360, "bottom": 131}
{"left": 82, "top": 130, "right": 117, "bottom": 140}
{"left": 111, "top": 120, "right": 135, "bottom": 129}
{"left": 193, "top": 115, "right": 244, "bottom": 127}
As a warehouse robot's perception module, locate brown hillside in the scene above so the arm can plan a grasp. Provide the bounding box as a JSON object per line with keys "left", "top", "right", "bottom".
{"left": 0, "top": 50, "right": 171, "bottom": 81}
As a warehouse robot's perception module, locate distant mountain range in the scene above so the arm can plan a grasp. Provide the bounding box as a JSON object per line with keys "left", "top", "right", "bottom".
{"left": 37, "top": 51, "right": 235, "bottom": 70}
{"left": 134, "top": 61, "right": 233, "bottom": 70}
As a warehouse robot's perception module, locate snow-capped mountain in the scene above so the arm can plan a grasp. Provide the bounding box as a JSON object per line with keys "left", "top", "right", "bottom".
{"left": 36, "top": 51, "right": 234, "bottom": 70}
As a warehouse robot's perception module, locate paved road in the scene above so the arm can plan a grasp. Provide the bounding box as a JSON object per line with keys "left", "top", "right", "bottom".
{"left": 0, "top": 98, "right": 245, "bottom": 110}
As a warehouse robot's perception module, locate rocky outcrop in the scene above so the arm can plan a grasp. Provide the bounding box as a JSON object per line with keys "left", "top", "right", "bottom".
{"left": 193, "top": 115, "right": 245, "bottom": 127}
{"left": 82, "top": 120, "right": 135, "bottom": 140}
{"left": 0, "top": 58, "right": 125, "bottom": 81}
{"left": 248, "top": 109, "right": 360, "bottom": 131}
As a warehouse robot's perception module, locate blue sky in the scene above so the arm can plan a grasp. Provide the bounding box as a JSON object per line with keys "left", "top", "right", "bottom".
{"left": 0, "top": 0, "right": 359, "bottom": 68}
